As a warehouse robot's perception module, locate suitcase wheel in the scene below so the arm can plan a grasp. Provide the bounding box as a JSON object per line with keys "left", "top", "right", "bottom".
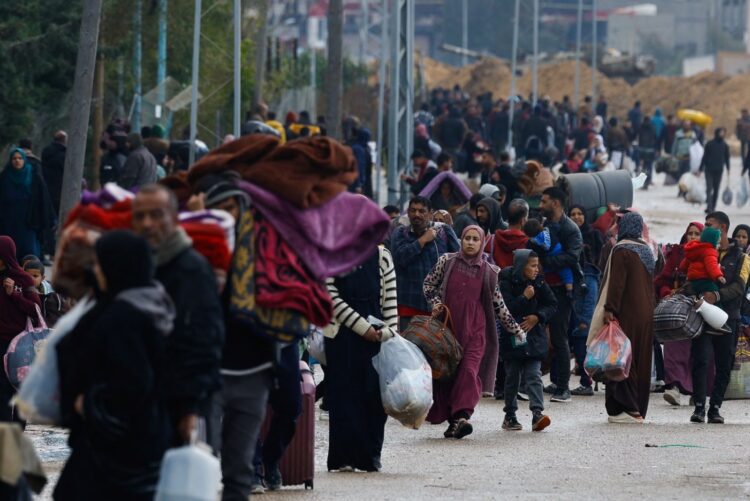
{"left": 304, "top": 480, "right": 313, "bottom": 490}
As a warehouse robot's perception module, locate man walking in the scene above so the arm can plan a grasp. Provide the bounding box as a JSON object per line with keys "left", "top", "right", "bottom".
{"left": 120, "top": 132, "right": 158, "bottom": 190}
{"left": 391, "top": 196, "right": 459, "bottom": 332}
{"left": 131, "top": 185, "right": 224, "bottom": 445}
{"left": 539, "top": 187, "right": 582, "bottom": 403}
{"left": 700, "top": 128, "right": 730, "bottom": 214}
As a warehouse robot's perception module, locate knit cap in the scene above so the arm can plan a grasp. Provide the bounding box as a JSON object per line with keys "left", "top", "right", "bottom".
{"left": 700, "top": 227, "right": 721, "bottom": 247}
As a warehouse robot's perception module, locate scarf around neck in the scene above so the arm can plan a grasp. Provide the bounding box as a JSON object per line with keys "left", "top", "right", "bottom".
{"left": 154, "top": 227, "right": 193, "bottom": 267}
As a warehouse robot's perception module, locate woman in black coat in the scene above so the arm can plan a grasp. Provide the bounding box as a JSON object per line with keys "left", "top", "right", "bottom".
{"left": 55, "top": 231, "right": 175, "bottom": 501}
{"left": 499, "top": 249, "right": 557, "bottom": 432}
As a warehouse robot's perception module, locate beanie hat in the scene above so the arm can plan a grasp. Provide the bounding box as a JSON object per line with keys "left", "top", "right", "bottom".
{"left": 700, "top": 227, "right": 721, "bottom": 247}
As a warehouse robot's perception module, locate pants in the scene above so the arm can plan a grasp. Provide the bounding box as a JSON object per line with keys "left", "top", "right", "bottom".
{"left": 705, "top": 169, "right": 723, "bottom": 212}
{"left": 571, "top": 336, "right": 592, "bottom": 387}
{"left": 254, "top": 344, "right": 302, "bottom": 477}
{"left": 742, "top": 140, "right": 749, "bottom": 160}
{"left": 640, "top": 152, "right": 655, "bottom": 186}
{"left": 548, "top": 288, "right": 572, "bottom": 391}
{"left": 691, "top": 321, "right": 738, "bottom": 409}
{"left": 210, "top": 370, "right": 273, "bottom": 501}
{"left": 503, "top": 359, "right": 543, "bottom": 415}
{"left": 653, "top": 339, "right": 665, "bottom": 382}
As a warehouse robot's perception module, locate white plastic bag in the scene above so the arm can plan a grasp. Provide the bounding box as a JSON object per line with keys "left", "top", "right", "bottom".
{"left": 14, "top": 297, "right": 95, "bottom": 424}
{"left": 737, "top": 176, "right": 749, "bottom": 208}
{"left": 155, "top": 443, "right": 221, "bottom": 501}
{"left": 371, "top": 335, "right": 433, "bottom": 429}
{"left": 308, "top": 326, "right": 326, "bottom": 366}
{"left": 689, "top": 141, "right": 704, "bottom": 173}
{"left": 682, "top": 173, "right": 706, "bottom": 204}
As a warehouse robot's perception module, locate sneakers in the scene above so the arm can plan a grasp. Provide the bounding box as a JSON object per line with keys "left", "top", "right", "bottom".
{"left": 608, "top": 412, "right": 644, "bottom": 424}
{"left": 570, "top": 385, "right": 594, "bottom": 396}
{"left": 652, "top": 380, "right": 666, "bottom": 393}
{"left": 319, "top": 410, "right": 330, "bottom": 421}
{"left": 250, "top": 477, "right": 266, "bottom": 495}
{"left": 338, "top": 466, "right": 354, "bottom": 472}
{"left": 502, "top": 414, "right": 523, "bottom": 431}
{"left": 444, "top": 421, "right": 458, "bottom": 438}
{"left": 482, "top": 391, "right": 494, "bottom": 398}
{"left": 543, "top": 383, "right": 558, "bottom": 394}
{"left": 453, "top": 418, "right": 473, "bottom": 439}
{"left": 707, "top": 405, "right": 724, "bottom": 424}
{"left": 265, "top": 464, "right": 282, "bottom": 491}
{"left": 663, "top": 388, "right": 681, "bottom": 406}
{"left": 517, "top": 391, "right": 529, "bottom": 401}
{"left": 690, "top": 406, "right": 705, "bottom": 423}
{"left": 550, "top": 389, "right": 571, "bottom": 403}
{"left": 532, "top": 412, "right": 551, "bottom": 432}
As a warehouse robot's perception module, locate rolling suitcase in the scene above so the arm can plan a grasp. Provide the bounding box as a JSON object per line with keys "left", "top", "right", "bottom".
{"left": 260, "top": 361, "right": 315, "bottom": 489}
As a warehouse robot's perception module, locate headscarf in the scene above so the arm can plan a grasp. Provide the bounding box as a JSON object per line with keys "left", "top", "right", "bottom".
{"left": 732, "top": 224, "right": 750, "bottom": 250}
{"left": 680, "top": 221, "right": 704, "bottom": 245}
{"left": 95, "top": 230, "right": 154, "bottom": 296}
{"left": 0, "top": 236, "right": 34, "bottom": 288}
{"left": 568, "top": 204, "right": 590, "bottom": 232}
{"left": 459, "top": 225, "right": 485, "bottom": 267}
{"left": 5, "top": 148, "right": 33, "bottom": 191}
{"left": 616, "top": 212, "right": 655, "bottom": 273}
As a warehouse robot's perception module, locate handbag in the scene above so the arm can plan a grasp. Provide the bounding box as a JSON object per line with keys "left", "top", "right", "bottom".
{"left": 4, "top": 305, "right": 52, "bottom": 390}
{"left": 401, "top": 305, "right": 463, "bottom": 382}
{"left": 653, "top": 294, "right": 704, "bottom": 343}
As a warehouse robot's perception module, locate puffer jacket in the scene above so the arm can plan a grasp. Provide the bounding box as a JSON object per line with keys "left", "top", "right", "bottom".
{"left": 680, "top": 241, "right": 723, "bottom": 282}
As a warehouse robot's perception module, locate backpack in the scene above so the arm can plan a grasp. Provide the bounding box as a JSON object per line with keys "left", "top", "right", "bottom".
{"left": 401, "top": 306, "right": 463, "bottom": 382}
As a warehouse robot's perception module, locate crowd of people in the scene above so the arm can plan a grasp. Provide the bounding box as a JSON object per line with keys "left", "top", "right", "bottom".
{"left": 0, "top": 88, "right": 749, "bottom": 501}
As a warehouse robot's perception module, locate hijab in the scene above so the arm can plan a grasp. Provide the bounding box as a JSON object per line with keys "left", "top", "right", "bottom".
{"left": 0, "top": 236, "right": 34, "bottom": 288}
{"left": 616, "top": 212, "right": 655, "bottom": 273}
{"left": 680, "top": 221, "right": 705, "bottom": 245}
{"left": 732, "top": 224, "right": 750, "bottom": 251}
{"left": 4, "top": 148, "right": 33, "bottom": 191}
{"left": 459, "top": 225, "right": 486, "bottom": 267}
{"left": 95, "top": 230, "right": 154, "bottom": 296}
{"left": 569, "top": 204, "right": 590, "bottom": 233}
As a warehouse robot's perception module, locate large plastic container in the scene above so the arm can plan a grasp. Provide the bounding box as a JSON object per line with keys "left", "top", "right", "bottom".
{"left": 155, "top": 444, "right": 221, "bottom": 501}
{"left": 556, "top": 170, "right": 633, "bottom": 222}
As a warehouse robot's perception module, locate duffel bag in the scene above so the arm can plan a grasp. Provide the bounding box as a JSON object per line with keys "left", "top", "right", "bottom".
{"left": 653, "top": 294, "right": 704, "bottom": 343}
{"left": 401, "top": 305, "right": 463, "bottom": 382}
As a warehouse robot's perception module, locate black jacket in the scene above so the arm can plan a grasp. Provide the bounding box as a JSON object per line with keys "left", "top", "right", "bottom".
{"left": 156, "top": 247, "right": 224, "bottom": 419}
{"left": 41, "top": 141, "right": 66, "bottom": 212}
{"left": 0, "top": 163, "right": 56, "bottom": 231}
{"left": 498, "top": 266, "right": 557, "bottom": 360}
{"left": 543, "top": 214, "right": 583, "bottom": 286}
{"left": 700, "top": 138, "right": 730, "bottom": 174}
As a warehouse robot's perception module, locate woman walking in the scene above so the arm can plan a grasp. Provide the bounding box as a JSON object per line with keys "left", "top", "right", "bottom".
{"left": 55, "top": 231, "right": 174, "bottom": 500}
{"left": 423, "top": 225, "right": 525, "bottom": 439}
{"left": 325, "top": 245, "right": 398, "bottom": 472}
{"left": 0, "top": 148, "right": 55, "bottom": 260}
{"left": 0, "top": 236, "right": 41, "bottom": 423}
{"left": 589, "top": 213, "right": 655, "bottom": 424}
{"left": 654, "top": 222, "right": 705, "bottom": 406}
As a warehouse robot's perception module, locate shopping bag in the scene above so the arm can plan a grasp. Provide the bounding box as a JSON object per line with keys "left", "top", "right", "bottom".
{"left": 584, "top": 320, "right": 632, "bottom": 383}
{"left": 14, "top": 297, "right": 95, "bottom": 424}
{"left": 4, "top": 306, "right": 51, "bottom": 390}
{"left": 689, "top": 141, "right": 704, "bottom": 173}
{"left": 737, "top": 176, "right": 749, "bottom": 208}
{"left": 401, "top": 306, "right": 463, "bottom": 381}
{"left": 725, "top": 325, "right": 750, "bottom": 399}
{"left": 722, "top": 183, "right": 733, "bottom": 206}
{"left": 371, "top": 335, "right": 433, "bottom": 429}
{"left": 307, "top": 326, "right": 326, "bottom": 366}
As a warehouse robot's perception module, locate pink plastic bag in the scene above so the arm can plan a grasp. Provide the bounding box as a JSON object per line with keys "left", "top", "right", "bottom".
{"left": 584, "top": 320, "right": 632, "bottom": 382}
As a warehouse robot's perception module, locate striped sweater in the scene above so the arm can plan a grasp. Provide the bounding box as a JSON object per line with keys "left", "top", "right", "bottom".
{"left": 326, "top": 246, "right": 398, "bottom": 336}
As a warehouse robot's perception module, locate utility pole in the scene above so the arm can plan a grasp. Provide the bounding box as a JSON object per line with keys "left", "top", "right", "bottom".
{"left": 326, "top": 0, "right": 344, "bottom": 139}
{"left": 508, "top": 0, "right": 520, "bottom": 151}
{"left": 253, "top": 0, "right": 270, "bottom": 107}
{"left": 133, "top": 0, "right": 142, "bottom": 131}
{"left": 532, "top": 0, "right": 539, "bottom": 105}
{"left": 375, "top": 0, "right": 388, "bottom": 204}
{"left": 189, "top": 0, "right": 202, "bottom": 165}
{"left": 233, "top": 0, "right": 241, "bottom": 136}
{"left": 592, "top": 0, "right": 598, "bottom": 112}
{"left": 59, "top": 0, "right": 103, "bottom": 227}
{"left": 574, "top": 0, "right": 583, "bottom": 109}
{"left": 461, "top": 0, "right": 468, "bottom": 66}
{"left": 157, "top": 0, "right": 167, "bottom": 108}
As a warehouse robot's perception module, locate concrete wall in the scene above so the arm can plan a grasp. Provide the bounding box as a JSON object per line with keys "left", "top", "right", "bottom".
{"left": 607, "top": 13, "right": 675, "bottom": 55}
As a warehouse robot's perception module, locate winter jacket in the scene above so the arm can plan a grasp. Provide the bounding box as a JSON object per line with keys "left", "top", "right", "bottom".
{"left": 654, "top": 244, "right": 686, "bottom": 299}
{"left": 699, "top": 138, "right": 730, "bottom": 174}
{"left": 683, "top": 242, "right": 748, "bottom": 320}
{"left": 486, "top": 228, "right": 528, "bottom": 268}
{"left": 41, "top": 141, "right": 66, "bottom": 212}
{"left": 498, "top": 251, "right": 557, "bottom": 361}
{"left": 680, "top": 241, "right": 723, "bottom": 282}
{"left": 119, "top": 146, "right": 158, "bottom": 190}
{"left": 543, "top": 214, "right": 583, "bottom": 287}
{"left": 156, "top": 246, "right": 224, "bottom": 419}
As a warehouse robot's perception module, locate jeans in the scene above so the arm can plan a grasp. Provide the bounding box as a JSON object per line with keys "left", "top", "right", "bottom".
{"left": 705, "top": 169, "right": 723, "bottom": 212}
{"left": 503, "top": 359, "right": 544, "bottom": 415}
{"left": 548, "top": 287, "right": 572, "bottom": 392}
{"left": 691, "top": 321, "right": 738, "bottom": 409}
{"left": 253, "top": 344, "right": 302, "bottom": 478}
{"left": 210, "top": 370, "right": 273, "bottom": 501}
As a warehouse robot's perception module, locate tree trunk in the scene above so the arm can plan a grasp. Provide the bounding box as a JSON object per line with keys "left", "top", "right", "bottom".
{"left": 59, "top": 0, "right": 103, "bottom": 228}
{"left": 325, "top": 0, "right": 343, "bottom": 140}
{"left": 90, "top": 54, "right": 104, "bottom": 191}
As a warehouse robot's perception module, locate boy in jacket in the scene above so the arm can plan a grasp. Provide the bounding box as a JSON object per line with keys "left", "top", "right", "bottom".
{"left": 499, "top": 249, "right": 557, "bottom": 432}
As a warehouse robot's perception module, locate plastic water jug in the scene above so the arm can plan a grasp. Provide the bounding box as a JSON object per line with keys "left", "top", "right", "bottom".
{"left": 695, "top": 300, "right": 728, "bottom": 330}
{"left": 155, "top": 444, "right": 221, "bottom": 501}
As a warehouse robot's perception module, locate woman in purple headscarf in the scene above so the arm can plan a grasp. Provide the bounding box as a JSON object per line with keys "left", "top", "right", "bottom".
{"left": 423, "top": 225, "right": 526, "bottom": 439}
